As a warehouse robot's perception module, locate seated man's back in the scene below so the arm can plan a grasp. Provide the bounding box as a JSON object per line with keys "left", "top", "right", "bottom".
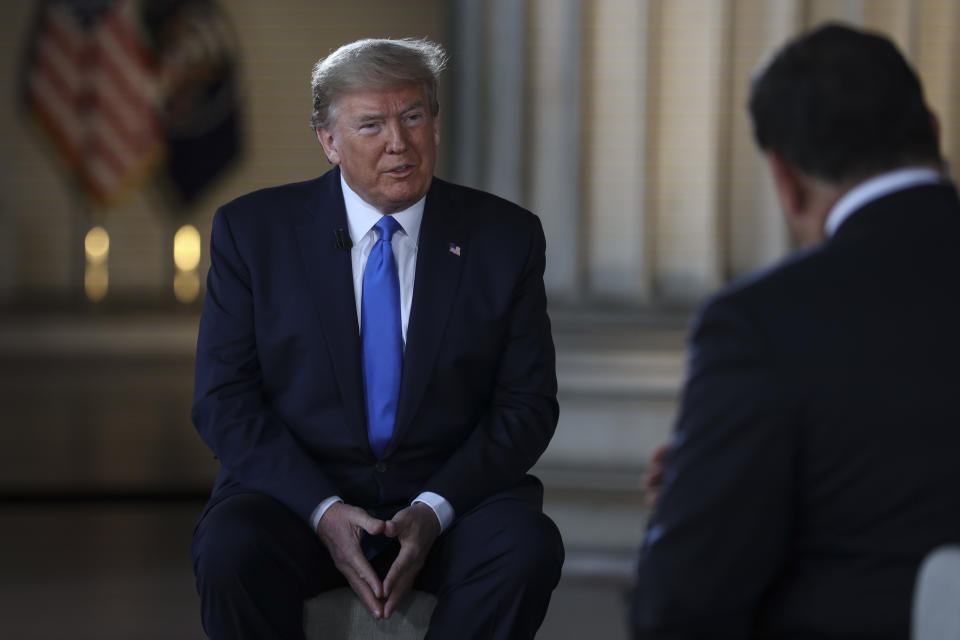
{"left": 632, "top": 24, "right": 960, "bottom": 639}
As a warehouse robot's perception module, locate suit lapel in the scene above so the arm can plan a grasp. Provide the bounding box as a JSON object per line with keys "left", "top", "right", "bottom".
{"left": 295, "top": 169, "right": 369, "bottom": 451}
{"left": 389, "top": 179, "right": 467, "bottom": 455}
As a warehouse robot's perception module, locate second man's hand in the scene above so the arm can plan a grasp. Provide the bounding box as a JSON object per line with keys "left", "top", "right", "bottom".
{"left": 316, "top": 502, "right": 387, "bottom": 618}
{"left": 644, "top": 442, "right": 671, "bottom": 510}
{"left": 381, "top": 502, "right": 441, "bottom": 618}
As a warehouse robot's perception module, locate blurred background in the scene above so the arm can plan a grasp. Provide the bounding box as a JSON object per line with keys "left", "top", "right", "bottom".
{"left": 2, "top": 0, "right": 959, "bottom": 638}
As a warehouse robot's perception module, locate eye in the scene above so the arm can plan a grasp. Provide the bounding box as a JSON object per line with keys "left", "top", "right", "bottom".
{"left": 358, "top": 122, "right": 380, "bottom": 134}
{"left": 405, "top": 112, "right": 424, "bottom": 124}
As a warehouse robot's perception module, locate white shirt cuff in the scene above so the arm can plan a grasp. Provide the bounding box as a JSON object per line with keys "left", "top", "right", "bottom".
{"left": 412, "top": 491, "right": 455, "bottom": 533}
{"left": 310, "top": 495, "right": 343, "bottom": 533}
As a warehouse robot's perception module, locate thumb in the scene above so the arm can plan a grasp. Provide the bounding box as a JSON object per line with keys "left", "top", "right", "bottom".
{"left": 383, "top": 518, "right": 400, "bottom": 538}
{"left": 385, "top": 509, "right": 414, "bottom": 538}
{"left": 351, "top": 509, "right": 385, "bottom": 536}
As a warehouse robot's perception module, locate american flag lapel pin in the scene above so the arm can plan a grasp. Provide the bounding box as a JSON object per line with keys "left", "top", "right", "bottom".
{"left": 448, "top": 242, "right": 462, "bottom": 257}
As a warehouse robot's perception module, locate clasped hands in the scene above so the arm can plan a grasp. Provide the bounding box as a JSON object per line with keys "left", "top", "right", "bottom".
{"left": 316, "top": 501, "right": 440, "bottom": 619}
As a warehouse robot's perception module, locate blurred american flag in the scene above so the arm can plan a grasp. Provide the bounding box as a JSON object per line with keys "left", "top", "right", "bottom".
{"left": 23, "top": 0, "right": 163, "bottom": 208}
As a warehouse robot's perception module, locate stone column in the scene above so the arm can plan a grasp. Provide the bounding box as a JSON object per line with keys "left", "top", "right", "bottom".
{"left": 915, "top": 0, "right": 960, "bottom": 179}
{"left": 726, "top": 0, "right": 799, "bottom": 279}
{"left": 648, "top": 0, "right": 731, "bottom": 301}
{"left": 529, "top": 0, "right": 583, "bottom": 300}
{"left": 484, "top": 0, "right": 527, "bottom": 205}
{"left": 449, "top": 0, "right": 486, "bottom": 190}
{"left": 582, "top": 0, "right": 653, "bottom": 300}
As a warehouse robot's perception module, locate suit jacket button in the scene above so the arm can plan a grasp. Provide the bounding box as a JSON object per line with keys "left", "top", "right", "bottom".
{"left": 375, "top": 462, "right": 387, "bottom": 473}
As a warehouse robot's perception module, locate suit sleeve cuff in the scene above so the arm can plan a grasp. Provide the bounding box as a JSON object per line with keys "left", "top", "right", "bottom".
{"left": 412, "top": 491, "right": 455, "bottom": 533}
{"left": 310, "top": 495, "right": 343, "bottom": 533}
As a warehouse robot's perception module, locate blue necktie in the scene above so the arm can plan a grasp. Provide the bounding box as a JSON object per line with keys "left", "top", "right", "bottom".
{"left": 361, "top": 215, "right": 403, "bottom": 459}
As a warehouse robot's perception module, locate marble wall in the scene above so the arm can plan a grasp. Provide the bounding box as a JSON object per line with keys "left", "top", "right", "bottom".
{"left": 449, "top": 0, "right": 960, "bottom": 304}
{"left": 3, "top": 1, "right": 960, "bottom": 307}
{"left": 3, "top": 2, "right": 960, "bottom": 548}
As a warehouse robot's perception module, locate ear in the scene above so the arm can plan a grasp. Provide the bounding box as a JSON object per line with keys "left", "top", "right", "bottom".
{"left": 766, "top": 151, "right": 805, "bottom": 217}
{"left": 316, "top": 127, "right": 340, "bottom": 165}
{"left": 432, "top": 115, "right": 440, "bottom": 148}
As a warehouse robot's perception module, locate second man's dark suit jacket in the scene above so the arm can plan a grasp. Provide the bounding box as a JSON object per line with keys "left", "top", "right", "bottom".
{"left": 192, "top": 167, "right": 558, "bottom": 525}
{"left": 632, "top": 182, "right": 960, "bottom": 639}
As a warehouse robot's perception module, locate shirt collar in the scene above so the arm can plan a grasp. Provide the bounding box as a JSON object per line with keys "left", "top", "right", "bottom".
{"left": 340, "top": 173, "right": 425, "bottom": 244}
{"left": 825, "top": 166, "right": 944, "bottom": 237}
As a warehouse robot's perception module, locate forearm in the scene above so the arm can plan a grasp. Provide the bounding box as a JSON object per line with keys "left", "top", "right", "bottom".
{"left": 632, "top": 299, "right": 796, "bottom": 635}
{"left": 194, "top": 206, "right": 338, "bottom": 522}
{"left": 192, "top": 386, "right": 339, "bottom": 522}
{"left": 422, "top": 217, "right": 558, "bottom": 513}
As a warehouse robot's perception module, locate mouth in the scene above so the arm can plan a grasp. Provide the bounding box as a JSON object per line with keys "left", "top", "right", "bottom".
{"left": 385, "top": 164, "right": 416, "bottom": 177}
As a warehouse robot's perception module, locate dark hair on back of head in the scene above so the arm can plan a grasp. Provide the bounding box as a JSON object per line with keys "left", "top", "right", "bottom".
{"left": 748, "top": 23, "right": 940, "bottom": 183}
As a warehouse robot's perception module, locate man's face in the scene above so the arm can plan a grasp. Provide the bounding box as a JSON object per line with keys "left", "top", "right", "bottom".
{"left": 317, "top": 84, "right": 440, "bottom": 214}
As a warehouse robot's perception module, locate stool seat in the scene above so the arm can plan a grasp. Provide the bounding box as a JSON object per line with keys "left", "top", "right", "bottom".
{"left": 303, "top": 587, "right": 436, "bottom": 639}
{"left": 913, "top": 545, "right": 960, "bottom": 640}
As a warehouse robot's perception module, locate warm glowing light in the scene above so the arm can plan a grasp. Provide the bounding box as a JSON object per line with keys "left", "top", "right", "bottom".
{"left": 173, "top": 225, "right": 202, "bottom": 271}
{"left": 174, "top": 269, "right": 201, "bottom": 303}
{"left": 85, "top": 264, "right": 108, "bottom": 301}
{"left": 85, "top": 226, "right": 110, "bottom": 265}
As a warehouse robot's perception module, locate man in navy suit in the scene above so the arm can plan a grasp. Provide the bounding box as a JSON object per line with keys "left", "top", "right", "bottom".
{"left": 632, "top": 24, "right": 960, "bottom": 639}
{"left": 191, "top": 38, "right": 563, "bottom": 640}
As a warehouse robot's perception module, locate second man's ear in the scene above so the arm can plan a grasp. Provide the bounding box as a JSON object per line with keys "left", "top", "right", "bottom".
{"left": 766, "top": 152, "right": 806, "bottom": 217}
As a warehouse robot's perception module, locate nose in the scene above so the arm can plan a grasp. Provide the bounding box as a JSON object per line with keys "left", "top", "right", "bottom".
{"left": 384, "top": 119, "right": 408, "bottom": 154}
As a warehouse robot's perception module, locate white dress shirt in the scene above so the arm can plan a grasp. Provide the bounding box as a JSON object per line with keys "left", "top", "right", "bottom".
{"left": 310, "top": 175, "right": 455, "bottom": 535}
{"left": 825, "top": 166, "right": 944, "bottom": 236}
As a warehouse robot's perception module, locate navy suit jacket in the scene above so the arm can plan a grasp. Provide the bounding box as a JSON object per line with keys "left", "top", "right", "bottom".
{"left": 632, "top": 183, "right": 960, "bottom": 639}
{"left": 192, "top": 168, "right": 558, "bottom": 524}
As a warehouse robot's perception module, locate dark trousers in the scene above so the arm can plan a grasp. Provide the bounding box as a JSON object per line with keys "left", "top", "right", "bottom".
{"left": 192, "top": 479, "right": 564, "bottom": 639}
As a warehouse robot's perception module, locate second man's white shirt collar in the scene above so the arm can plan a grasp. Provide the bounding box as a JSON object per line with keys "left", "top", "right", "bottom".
{"left": 825, "top": 166, "right": 943, "bottom": 237}
{"left": 340, "top": 173, "right": 425, "bottom": 243}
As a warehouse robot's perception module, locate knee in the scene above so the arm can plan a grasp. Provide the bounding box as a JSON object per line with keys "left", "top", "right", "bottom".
{"left": 193, "top": 509, "right": 251, "bottom": 587}
{"left": 192, "top": 496, "right": 284, "bottom": 590}
{"left": 498, "top": 512, "right": 564, "bottom": 589}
